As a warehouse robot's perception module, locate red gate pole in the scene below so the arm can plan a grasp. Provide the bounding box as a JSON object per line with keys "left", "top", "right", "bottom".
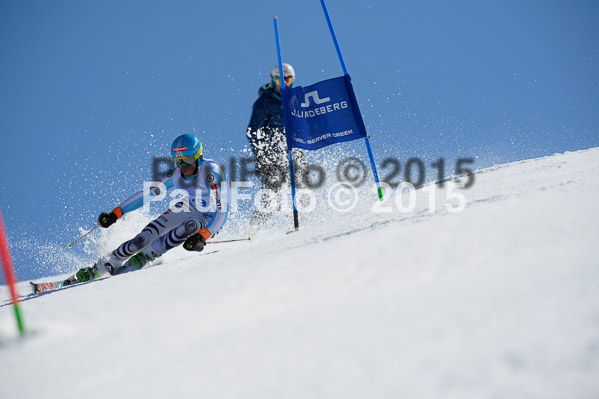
{"left": 0, "top": 208, "right": 26, "bottom": 336}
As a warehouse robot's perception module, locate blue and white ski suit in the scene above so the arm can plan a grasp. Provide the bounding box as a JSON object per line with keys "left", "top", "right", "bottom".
{"left": 107, "top": 159, "right": 229, "bottom": 266}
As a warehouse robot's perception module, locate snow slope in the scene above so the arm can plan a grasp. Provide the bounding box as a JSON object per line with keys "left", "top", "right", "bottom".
{"left": 1, "top": 148, "right": 599, "bottom": 399}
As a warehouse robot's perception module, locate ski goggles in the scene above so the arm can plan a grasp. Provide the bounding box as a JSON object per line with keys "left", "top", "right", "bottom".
{"left": 173, "top": 154, "right": 198, "bottom": 167}
{"left": 273, "top": 75, "right": 294, "bottom": 87}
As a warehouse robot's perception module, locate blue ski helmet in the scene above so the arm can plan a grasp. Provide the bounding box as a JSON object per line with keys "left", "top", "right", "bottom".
{"left": 171, "top": 134, "right": 203, "bottom": 167}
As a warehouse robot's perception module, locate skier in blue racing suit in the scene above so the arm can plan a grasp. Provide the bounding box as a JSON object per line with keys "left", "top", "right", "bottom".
{"left": 76, "top": 134, "right": 230, "bottom": 282}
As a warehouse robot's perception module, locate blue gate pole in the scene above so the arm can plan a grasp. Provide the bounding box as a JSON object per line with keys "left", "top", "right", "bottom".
{"left": 319, "top": 0, "right": 383, "bottom": 200}
{"left": 273, "top": 17, "right": 300, "bottom": 230}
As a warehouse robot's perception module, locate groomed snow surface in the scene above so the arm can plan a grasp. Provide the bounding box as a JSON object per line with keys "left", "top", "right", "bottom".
{"left": 1, "top": 148, "right": 599, "bottom": 398}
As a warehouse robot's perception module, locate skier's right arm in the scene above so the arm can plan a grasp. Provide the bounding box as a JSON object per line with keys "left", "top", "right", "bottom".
{"left": 97, "top": 170, "right": 175, "bottom": 228}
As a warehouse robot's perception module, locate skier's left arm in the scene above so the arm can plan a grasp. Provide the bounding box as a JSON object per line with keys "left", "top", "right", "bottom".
{"left": 97, "top": 170, "right": 175, "bottom": 228}
{"left": 197, "top": 162, "right": 230, "bottom": 240}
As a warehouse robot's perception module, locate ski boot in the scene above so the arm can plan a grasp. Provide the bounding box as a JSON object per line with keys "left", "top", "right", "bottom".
{"left": 88, "top": 252, "right": 126, "bottom": 277}
{"left": 75, "top": 265, "right": 101, "bottom": 282}
{"left": 122, "top": 247, "right": 162, "bottom": 272}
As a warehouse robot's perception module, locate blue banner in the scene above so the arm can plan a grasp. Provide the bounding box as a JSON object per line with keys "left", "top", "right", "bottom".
{"left": 282, "top": 74, "right": 367, "bottom": 151}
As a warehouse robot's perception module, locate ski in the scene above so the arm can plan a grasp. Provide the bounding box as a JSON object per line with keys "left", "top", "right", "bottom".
{"left": 29, "top": 252, "right": 163, "bottom": 294}
{"left": 30, "top": 270, "right": 114, "bottom": 294}
{"left": 30, "top": 275, "right": 79, "bottom": 294}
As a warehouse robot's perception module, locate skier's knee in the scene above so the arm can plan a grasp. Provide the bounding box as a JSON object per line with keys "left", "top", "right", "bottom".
{"left": 182, "top": 219, "right": 199, "bottom": 236}
{"left": 130, "top": 232, "right": 150, "bottom": 251}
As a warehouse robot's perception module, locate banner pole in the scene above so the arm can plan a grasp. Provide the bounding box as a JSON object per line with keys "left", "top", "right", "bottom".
{"left": 273, "top": 17, "right": 300, "bottom": 230}
{"left": 320, "top": 0, "right": 348, "bottom": 75}
{"left": 319, "top": 0, "right": 383, "bottom": 200}
{"left": 364, "top": 137, "right": 383, "bottom": 200}
{"left": 0, "top": 209, "right": 26, "bottom": 336}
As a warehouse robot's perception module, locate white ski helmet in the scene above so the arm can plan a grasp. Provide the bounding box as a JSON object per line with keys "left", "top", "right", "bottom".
{"left": 270, "top": 63, "right": 296, "bottom": 87}
{"left": 270, "top": 63, "right": 296, "bottom": 79}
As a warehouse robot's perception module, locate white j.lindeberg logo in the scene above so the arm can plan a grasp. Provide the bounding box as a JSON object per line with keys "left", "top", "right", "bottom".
{"left": 301, "top": 91, "right": 331, "bottom": 108}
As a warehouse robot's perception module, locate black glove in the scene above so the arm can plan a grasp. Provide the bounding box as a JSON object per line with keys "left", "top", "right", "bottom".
{"left": 183, "top": 233, "right": 206, "bottom": 252}
{"left": 98, "top": 211, "right": 118, "bottom": 228}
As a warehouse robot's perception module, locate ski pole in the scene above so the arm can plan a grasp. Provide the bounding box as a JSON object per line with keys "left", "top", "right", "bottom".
{"left": 206, "top": 236, "right": 252, "bottom": 244}
{"left": 67, "top": 225, "right": 99, "bottom": 248}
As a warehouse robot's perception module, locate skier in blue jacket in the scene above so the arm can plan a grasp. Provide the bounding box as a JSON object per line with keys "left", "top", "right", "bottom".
{"left": 246, "top": 63, "right": 306, "bottom": 225}
{"left": 76, "top": 134, "right": 230, "bottom": 282}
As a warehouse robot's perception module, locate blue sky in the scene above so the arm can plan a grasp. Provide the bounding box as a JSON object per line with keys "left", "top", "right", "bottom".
{"left": 1, "top": 0, "right": 598, "bottom": 280}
